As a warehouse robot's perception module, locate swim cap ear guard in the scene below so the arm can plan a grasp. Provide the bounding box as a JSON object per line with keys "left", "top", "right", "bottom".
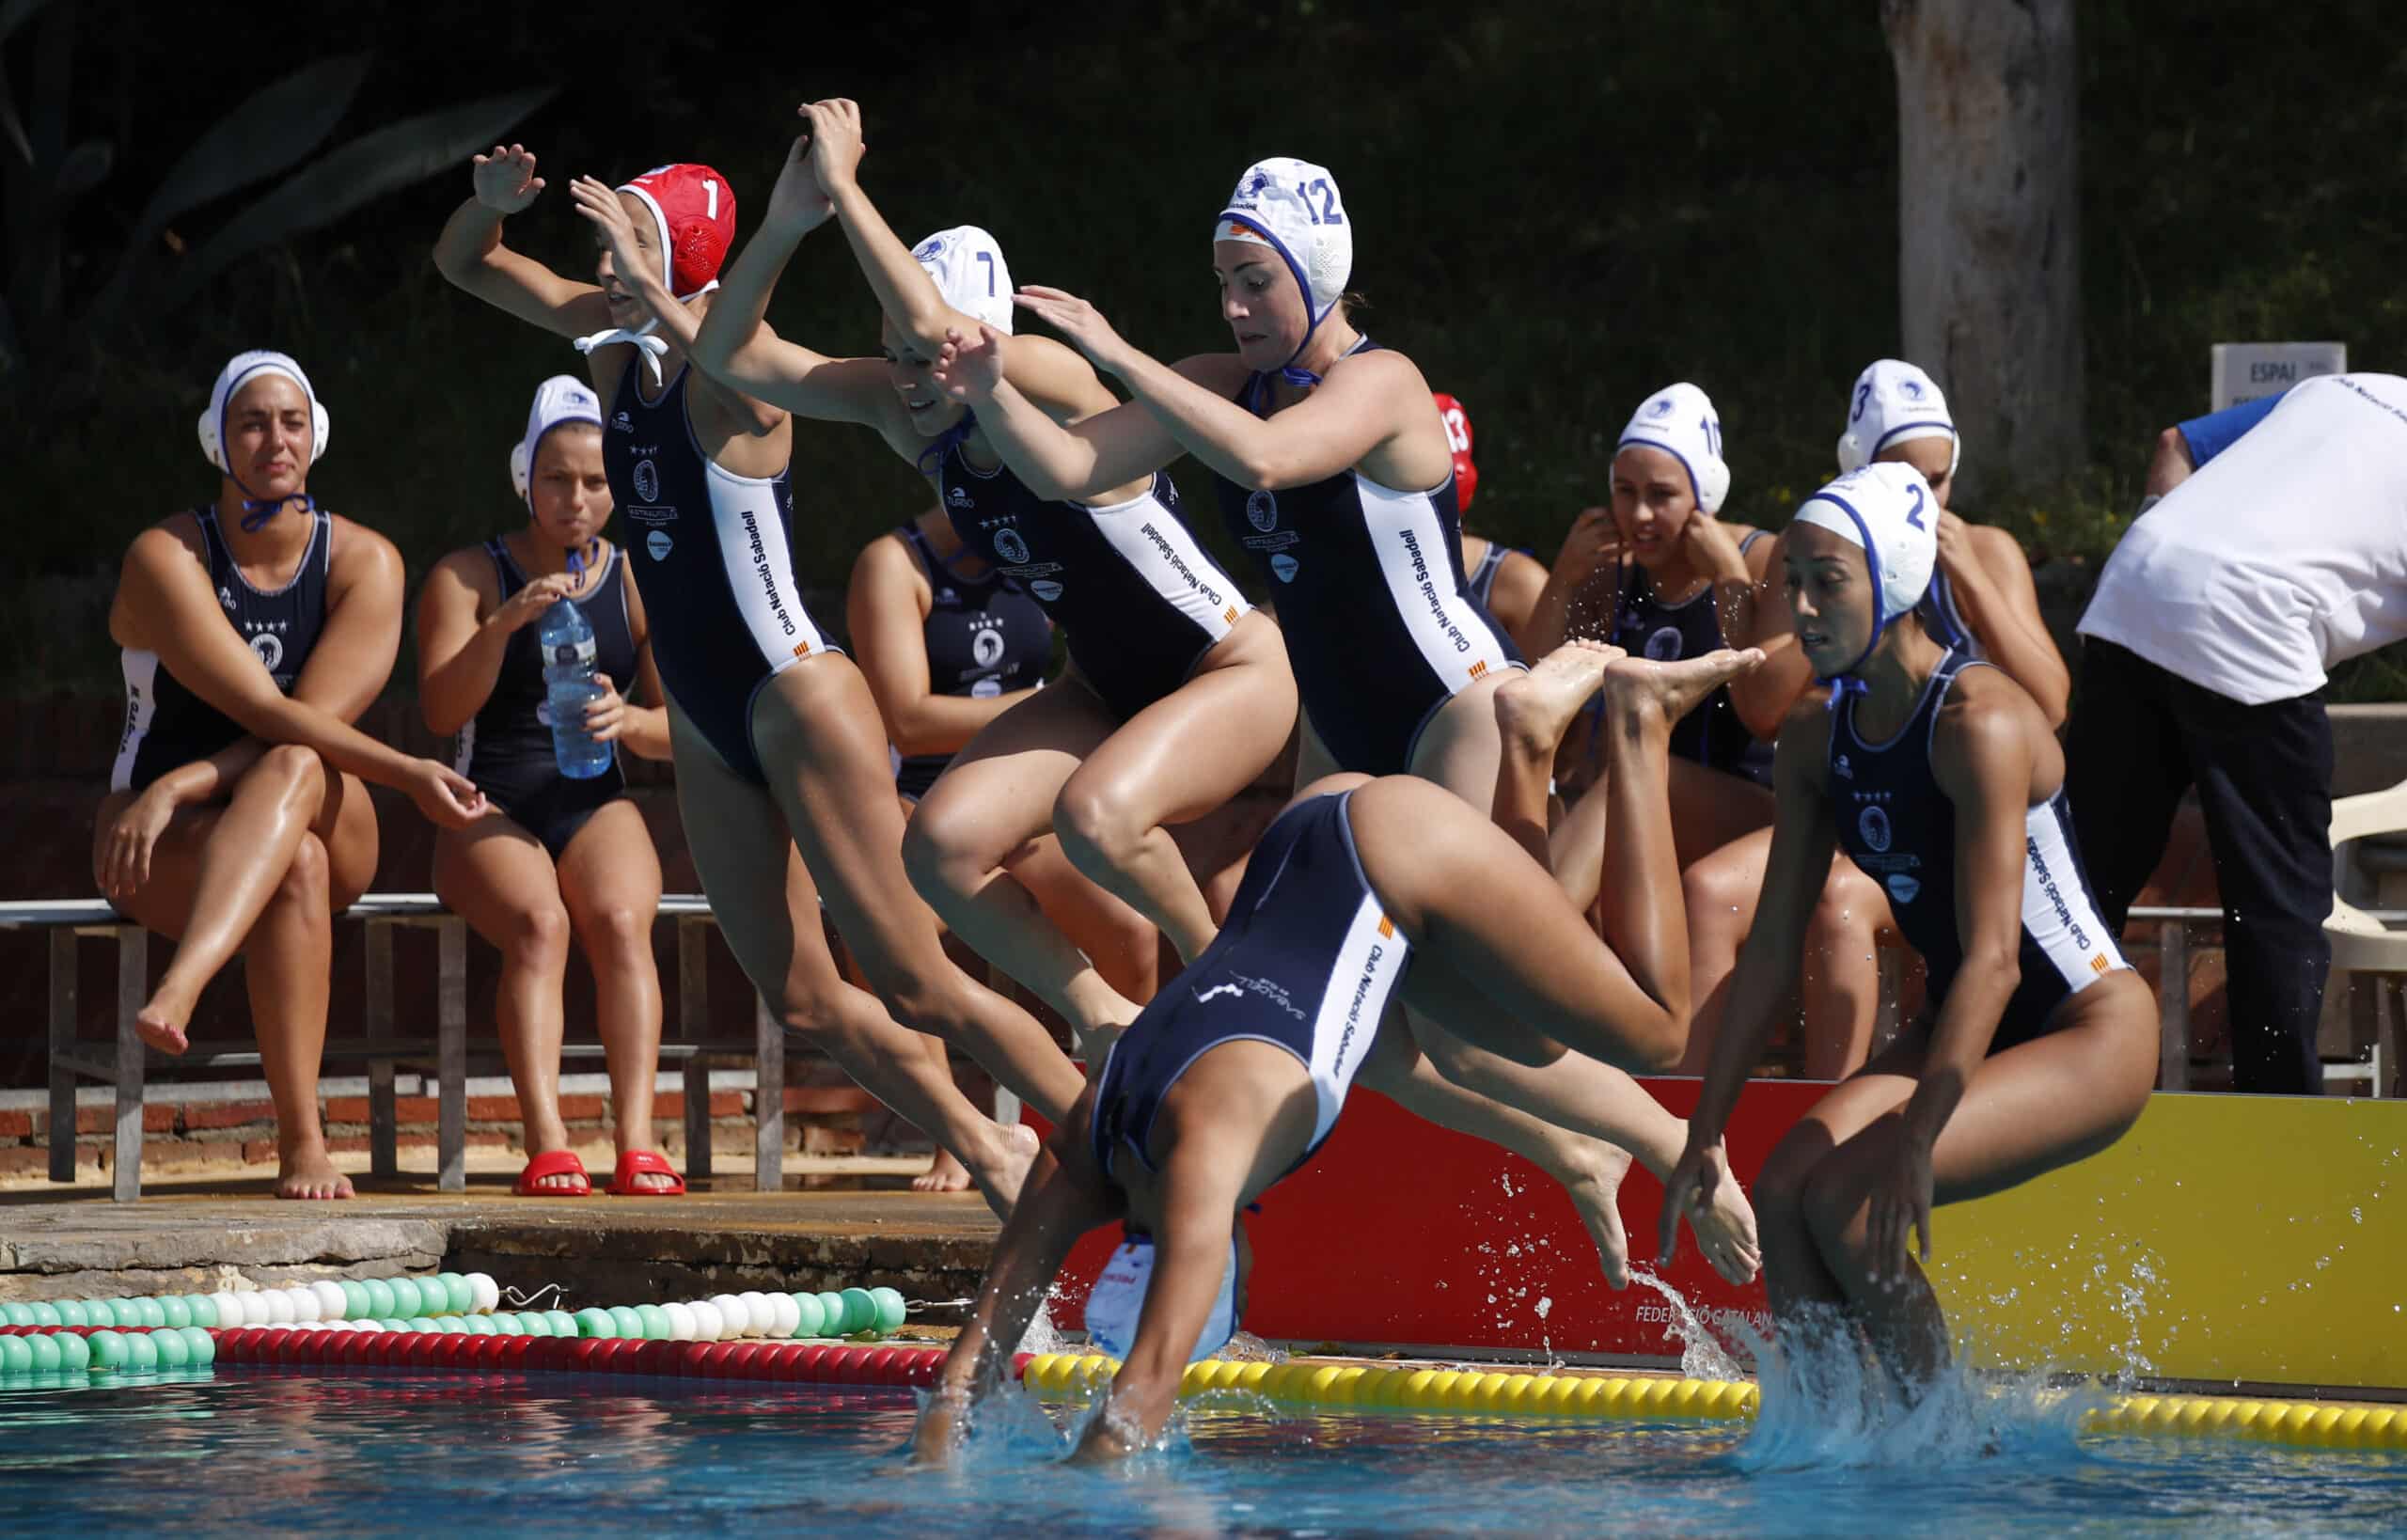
{"left": 511, "top": 375, "right": 606, "bottom": 502}
{"left": 574, "top": 163, "right": 738, "bottom": 385}
{"left": 1788, "top": 461, "right": 1940, "bottom": 698}
{"left": 1835, "top": 359, "right": 1959, "bottom": 479}
{"left": 1082, "top": 1234, "right": 1239, "bottom": 1362}
{"left": 1613, "top": 382, "right": 1729, "bottom": 515}
{"left": 1214, "top": 156, "right": 1353, "bottom": 387}
{"left": 197, "top": 351, "right": 329, "bottom": 531}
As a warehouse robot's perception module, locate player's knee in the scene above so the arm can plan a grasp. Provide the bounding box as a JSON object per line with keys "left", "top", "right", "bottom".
{"left": 1752, "top": 1129, "right": 1821, "bottom": 1234}
{"left": 577, "top": 900, "right": 652, "bottom": 959}
{"left": 502, "top": 901, "right": 572, "bottom": 966}
{"left": 900, "top": 797, "right": 993, "bottom": 900}
{"left": 1805, "top": 862, "right": 1881, "bottom": 946}
{"left": 257, "top": 742, "right": 326, "bottom": 804}
{"left": 1682, "top": 852, "right": 1755, "bottom": 935}
{"left": 1052, "top": 775, "right": 1148, "bottom": 871}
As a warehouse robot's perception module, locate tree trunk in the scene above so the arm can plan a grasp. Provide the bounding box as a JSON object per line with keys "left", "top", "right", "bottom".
{"left": 1882, "top": 0, "right": 2083, "bottom": 503}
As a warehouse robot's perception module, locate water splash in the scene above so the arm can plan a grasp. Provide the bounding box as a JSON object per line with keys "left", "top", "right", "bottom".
{"left": 1628, "top": 1267, "right": 1748, "bottom": 1382}
{"left": 1727, "top": 1306, "right": 2091, "bottom": 1472}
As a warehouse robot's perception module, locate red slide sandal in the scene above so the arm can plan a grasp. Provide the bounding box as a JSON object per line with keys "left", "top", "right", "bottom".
{"left": 606, "top": 1149, "right": 685, "bottom": 1197}
{"left": 513, "top": 1149, "right": 592, "bottom": 1198}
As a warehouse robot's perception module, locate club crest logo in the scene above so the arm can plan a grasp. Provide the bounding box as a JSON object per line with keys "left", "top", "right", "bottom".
{"left": 1859, "top": 803, "right": 1893, "bottom": 854}
{"left": 1644, "top": 625, "right": 1683, "bottom": 661}
{"left": 993, "top": 527, "right": 1030, "bottom": 565}
{"left": 249, "top": 632, "right": 283, "bottom": 673}
{"left": 1247, "top": 490, "right": 1278, "bottom": 533}
{"left": 633, "top": 459, "right": 660, "bottom": 503}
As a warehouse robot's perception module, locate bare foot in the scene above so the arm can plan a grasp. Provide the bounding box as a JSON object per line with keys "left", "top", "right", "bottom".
{"left": 276, "top": 1139, "right": 354, "bottom": 1201}
{"left": 913, "top": 1148, "right": 973, "bottom": 1193}
{"left": 1685, "top": 1142, "right": 1763, "bottom": 1286}
{"left": 1553, "top": 1139, "right": 1637, "bottom": 1290}
{"left": 134, "top": 982, "right": 201, "bottom": 1056}
{"left": 613, "top": 1132, "right": 679, "bottom": 1192}
{"left": 1600, "top": 647, "right": 1766, "bottom": 733}
{"left": 968, "top": 1122, "right": 1042, "bottom": 1221}
{"left": 1495, "top": 639, "right": 1627, "bottom": 761}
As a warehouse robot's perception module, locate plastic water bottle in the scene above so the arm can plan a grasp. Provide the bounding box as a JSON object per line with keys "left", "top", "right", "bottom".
{"left": 538, "top": 597, "right": 612, "bottom": 779}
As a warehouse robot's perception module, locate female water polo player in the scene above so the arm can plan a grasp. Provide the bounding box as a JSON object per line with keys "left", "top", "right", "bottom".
{"left": 1660, "top": 462, "right": 2153, "bottom": 1398}
{"left": 1526, "top": 385, "right": 1803, "bottom": 902}
{"left": 433, "top": 146, "right": 1063, "bottom": 1212}
{"left": 97, "top": 351, "right": 491, "bottom": 1198}
{"left": 1436, "top": 392, "right": 1547, "bottom": 647}
{"left": 914, "top": 642, "right": 1765, "bottom": 1466}
{"left": 848, "top": 501, "right": 1159, "bottom": 1189}
{"left": 417, "top": 376, "right": 679, "bottom": 1196}
{"left": 688, "top": 102, "right": 1290, "bottom": 1057}
{"left": 941, "top": 152, "right": 1718, "bottom": 1284}
{"left": 1681, "top": 361, "right": 2071, "bottom": 1079}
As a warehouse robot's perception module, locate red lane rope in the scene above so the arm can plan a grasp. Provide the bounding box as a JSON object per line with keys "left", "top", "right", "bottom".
{"left": 7, "top": 1324, "right": 1030, "bottom": 1391}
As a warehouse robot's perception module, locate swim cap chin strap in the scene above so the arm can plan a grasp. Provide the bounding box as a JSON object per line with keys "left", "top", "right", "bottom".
{"left": 199, "top": 354, "right": 328, "bottom": 533}
{"left": 572, "top": 278, "right": 719, "bottom": 388}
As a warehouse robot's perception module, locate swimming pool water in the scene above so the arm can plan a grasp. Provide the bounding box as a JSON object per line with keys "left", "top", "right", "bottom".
{"left": 2, "top": 1370, "right": 2399, "bottom": 1536}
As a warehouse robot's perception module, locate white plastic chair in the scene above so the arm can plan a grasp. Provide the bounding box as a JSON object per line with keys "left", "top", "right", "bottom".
{"left": 2322, "top": 778, "right": 2407, "bottom": 1095}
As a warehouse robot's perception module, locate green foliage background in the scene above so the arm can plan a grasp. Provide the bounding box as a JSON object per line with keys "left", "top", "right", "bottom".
{"left": 8, "top": 0, "right": 2405, "bottom": 698}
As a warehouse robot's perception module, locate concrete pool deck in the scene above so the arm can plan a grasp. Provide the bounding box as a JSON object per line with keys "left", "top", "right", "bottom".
{"left": 0, "top": 1161, "right": 1002, "bottom": 1312}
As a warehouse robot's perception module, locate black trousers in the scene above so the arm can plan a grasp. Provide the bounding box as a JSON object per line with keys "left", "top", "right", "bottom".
{"left": 2065, "top": 639, "right": 2332, "bottom": 1094}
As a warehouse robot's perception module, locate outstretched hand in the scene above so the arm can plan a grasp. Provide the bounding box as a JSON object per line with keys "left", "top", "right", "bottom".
{"left": 471, "top": 144, "right": 545, "bottom": 213}
{"left": 567, "top": 177, "right": 658, "bottom": 295}
{"left": 763, "top": 134, "right": 835, "bottom": 239}
{"left": 1012, "top": 286, "right": 1131, "bottom": 375}
{"left": 798, "top": 98, "right": 866, "bottom": 196}
{"left": 932, "top": 325, "right": 1007, "bottom": 404}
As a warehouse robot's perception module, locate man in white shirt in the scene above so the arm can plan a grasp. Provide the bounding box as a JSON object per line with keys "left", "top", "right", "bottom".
{"left": 2069, "top": 372, "right": 2407, "bottom": 1093}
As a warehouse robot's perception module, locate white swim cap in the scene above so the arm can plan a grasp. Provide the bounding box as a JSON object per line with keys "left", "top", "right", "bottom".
{"left": 1836, "top": 359, "right": 1959, "bottom": 476}
{"left": 1082, "top": 1234, "right": 1238, "bottom": 1363}
{"left": 510, "top": 375, "right": 606, "bottom": 502}
{"left": 1790, "top": 461, "right": 1940, "bottom": 680}
{"left": 1614, "top": 382, "right": 1729, "bottom": 514}
{"left": 1215, "top": 157, "right": 1353, "bottom": 380}
{"left": 912, "top": 225, "right": 1014, "bottom": 338}
{"left": 198, "top": 351, "right": 329, "bottom": 472}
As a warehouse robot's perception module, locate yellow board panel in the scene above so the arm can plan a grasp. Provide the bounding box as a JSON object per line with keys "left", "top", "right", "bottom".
{"left": 1931, "top": 1092, "right": 2407, "bottom": 1391}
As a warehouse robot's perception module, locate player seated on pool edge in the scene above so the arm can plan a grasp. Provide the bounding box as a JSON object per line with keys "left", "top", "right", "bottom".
{"left": 912, "top": 639, "right": 1767, "bottom": 1466}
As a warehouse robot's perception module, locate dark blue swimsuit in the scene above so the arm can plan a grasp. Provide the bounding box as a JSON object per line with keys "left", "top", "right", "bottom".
{"left": 1828, "top": 649, "right": 2126, "bottom": 1051}
{"left": 453, "top": 538, "right": 637, "bottom": 858}
{"left": 1209, "top": 347, "right": 1523, "bottom": 776}
{"left": 936, "top": 444, "right": 1246, "bottom": 724}
{"left": 1093, "top": 791, "right": 1408, "bottom": 1178}
{"left": 1607, "top": 533, "right": 1773, "bottom": 783}
{"left": 890, "top": 522, "right": 1052, "bottom": 801}
{"left": 113, "top": 507, "right": 331, "bottom": 793}
{"left": 604, "top": 364, "right": 834, "bottom": 786}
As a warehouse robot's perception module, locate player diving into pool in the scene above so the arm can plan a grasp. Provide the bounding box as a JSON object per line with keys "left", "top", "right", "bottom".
{"left": 912, "top": 640, "right": 1766, "bottom": 1465}
{"left": 1658, "top": 462, "right": 2155, "bottom": 1404}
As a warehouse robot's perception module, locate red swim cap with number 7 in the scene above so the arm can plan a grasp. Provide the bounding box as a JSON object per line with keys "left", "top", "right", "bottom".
{"left": 617, "top": 164, "right": 736, "bottom": 297}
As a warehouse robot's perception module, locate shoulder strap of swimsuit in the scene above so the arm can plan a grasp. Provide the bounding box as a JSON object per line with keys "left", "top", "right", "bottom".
{"left": 1738, "top": 528, "right": 1766, "bottom": 555}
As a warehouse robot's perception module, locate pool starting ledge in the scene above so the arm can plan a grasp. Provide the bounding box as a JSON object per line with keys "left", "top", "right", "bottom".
{"left": 1033, "top": 1081, "right": 2407, "bottom": 1398}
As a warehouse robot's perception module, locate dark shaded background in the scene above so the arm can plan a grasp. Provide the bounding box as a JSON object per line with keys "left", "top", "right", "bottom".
{"left": 8, "top": 0, "right": 2404, "bottom": 694}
